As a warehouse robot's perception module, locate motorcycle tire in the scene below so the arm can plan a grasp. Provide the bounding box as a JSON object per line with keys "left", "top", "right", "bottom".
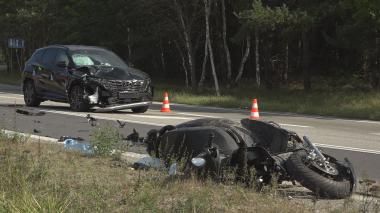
{"left": 286, "top": 150, "right": 352, "bottom": 199}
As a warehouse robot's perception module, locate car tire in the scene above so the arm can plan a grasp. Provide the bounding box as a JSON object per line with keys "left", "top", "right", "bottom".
{"left": 69, "top": 85, "right": 90, "bottom": 112}
{"left": 131, "top": 106, "right": 149, "bottom": 113}
{"left": 286, "top": 150, "right": 352, "bottom": 199}
{"left": 23, "top": 80, "right": 41, "bottom": 107}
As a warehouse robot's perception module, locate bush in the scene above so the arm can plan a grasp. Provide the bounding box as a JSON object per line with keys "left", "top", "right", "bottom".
{"left": 90, "top": 124, "right": 122, "bottom": 156}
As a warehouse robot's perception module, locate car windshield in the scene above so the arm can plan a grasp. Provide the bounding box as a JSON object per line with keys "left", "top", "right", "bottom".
{"left": 70, "top": 49, "right": 128, "bottom": 69}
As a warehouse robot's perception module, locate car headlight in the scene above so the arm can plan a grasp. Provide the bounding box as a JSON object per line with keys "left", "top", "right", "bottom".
{"left": 191, "top": 158, "right": 206, "bottom": 167}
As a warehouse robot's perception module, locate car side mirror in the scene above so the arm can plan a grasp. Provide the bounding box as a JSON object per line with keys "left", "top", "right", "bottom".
{"left": 56, "top": 61, "right": 68, "bottom": 68}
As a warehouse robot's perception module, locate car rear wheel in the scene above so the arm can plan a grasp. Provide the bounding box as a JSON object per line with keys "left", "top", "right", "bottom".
{"left": 131, "top": 106, "right": 149, "bottom": 113}
{"left": 69, "top": 85, "right": 89, "bottom": 112}
{"left": 23, "top": 81, "right": 41, "bottom": 107}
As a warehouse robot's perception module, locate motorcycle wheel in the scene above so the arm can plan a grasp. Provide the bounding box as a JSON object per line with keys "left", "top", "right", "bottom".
{"left": 286, "top": 150, "right": 352, "bottom": 199}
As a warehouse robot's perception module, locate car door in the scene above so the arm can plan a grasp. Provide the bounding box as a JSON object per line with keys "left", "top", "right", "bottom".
{"left": 27, "top": 49, "right": 46, "bottom": 94}
{"left": 39, "top": 48, "right": 58, "bottom": 98}
{"left": 51, "top": 49, "right": 70, "bottom": 99}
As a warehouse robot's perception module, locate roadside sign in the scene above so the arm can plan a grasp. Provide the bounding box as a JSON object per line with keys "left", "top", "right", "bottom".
{"left": 8, "top": 38, "right": 25, "bottom": 49}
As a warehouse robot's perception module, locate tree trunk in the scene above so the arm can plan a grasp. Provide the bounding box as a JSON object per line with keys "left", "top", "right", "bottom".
{"left": 302, "top": 31, "right": 311, "bottom": 91}
{"left": 174, "top": 40, "right": 189, "bottom": 88}
{"left": 284, "top": 43, "right": 289, "bottom": 85}
{"left": 255, "top": 31, "right": 260, "bottom": 87}
{"left": 174, "top": 0, "right": 197, "bottom": 89}
{"left": 198, "top": 38, "right": 209, "bottom": 88}
{"left": 204, "top": 0, "right": 220, "bottom": 96}
{"left": 181, "top": 54, "right": 189, "bottom": 88}
{"left": 221, "top": 0, "right": 232, "bottom": 84}
{"left": 234, "top": 36, "right": 251, "bottom": 84}
{"left": 159, "top": 41, "right": 167, "bottom": 73}
{"left": 375, "top": 37, "right": 380, "bottom": 89}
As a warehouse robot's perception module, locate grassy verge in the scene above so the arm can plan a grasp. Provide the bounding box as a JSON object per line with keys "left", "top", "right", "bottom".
{"left": 154, "top": 81, "right": 380, "bottom": 120}
{"left": 0, "top": 134, "right": 364, "bottom": 212}
{"left": 0, "top": 70, "right": 22, "bottom": 85}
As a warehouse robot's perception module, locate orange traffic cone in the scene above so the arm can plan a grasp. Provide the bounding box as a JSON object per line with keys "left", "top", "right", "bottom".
{"left": 161, "top": 92, "right": 171, "bottom": 112}
{"left": 249, "top": 99, "right": 260, "bottom": 120}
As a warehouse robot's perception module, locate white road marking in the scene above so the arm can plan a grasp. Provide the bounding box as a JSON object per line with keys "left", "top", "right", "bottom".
{"left": 356, "top": 120, "right": 380, "bottom": 125}
{"left": 176, "top": 112, "right": 221, "bottom": 118}
{"left": 315, "top": 143, "right": 380, "bottom": 155}
{"left": 370, "top": 133, "right": 380, "bottom": 136}
{"left": 0, "top": 94, "right": 23, "bottom": 99}
{"left": 2, "top": 129, "right": 58, "bottom": 143}
{"left": 128, "top": 114, "right": 193, "bottom": 120}
{"left": 41, "top": 109, "right": 165, "bottom": 126}
{"left": 279, "top": 123, "right": 312, "bottom": 128}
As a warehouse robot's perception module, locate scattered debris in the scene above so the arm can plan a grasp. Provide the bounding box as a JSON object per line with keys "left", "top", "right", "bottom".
{"left": 168, "top": 163, "right": 177, "bottom": 176}
{"left": 117, "top": 120, "right": 126, "bottom": 128}
{"left": 16, "top": 109, "right": 46, "bottom": 116}
{"left": 124, "top": 129, "right": 142, "bottom": 143}
{"left": 133, "top": 156, "right": 162, "bottom": 170}
{"left": 86, "top": 114, "right": 97, "bottom": 126}
{"left": 88, "top": 87, "right": 99, "bottom": 104}
{"left": 33, "top": 120, "right": 41, "bottom": 124}
{"left": 33, "top": 129, "right": 41, "bottom": 133}
{"left": 63, "top": 139, "right": 93, "bottom": 154}
{"left": 58, "top": 136, "right": 85, "bottom": 142}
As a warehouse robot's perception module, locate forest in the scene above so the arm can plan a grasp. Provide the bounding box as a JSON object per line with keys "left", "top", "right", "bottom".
{"left": 1, "top": 0, "right": 380, "bottom": 95}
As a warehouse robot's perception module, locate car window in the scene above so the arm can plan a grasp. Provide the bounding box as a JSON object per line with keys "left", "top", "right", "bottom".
{"left": 70, "top": 49, "right": 127, "bottom": 68}
{"left": 55, "top": 49, "right": 69, "bottom": 65}
{"left": 42, "top": 48, "right": 58, "bottom": 65}
{"left": 72, "top": 54, "right": 95, "bottom": 66}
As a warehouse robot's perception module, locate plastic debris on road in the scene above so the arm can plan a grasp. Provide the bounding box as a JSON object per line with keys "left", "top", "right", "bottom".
{"left": 63, "top": 139, "right": 93, "bottom": 154}
{"left": 133, "top": 156, "right": 162, "bottom": 170}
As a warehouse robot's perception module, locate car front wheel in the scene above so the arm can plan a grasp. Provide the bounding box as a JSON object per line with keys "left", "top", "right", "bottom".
{"left": 23, "top": 81, "right": 41, "bottom": 107}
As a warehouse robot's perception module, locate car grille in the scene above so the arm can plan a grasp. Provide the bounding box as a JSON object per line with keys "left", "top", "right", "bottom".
{"left": 107, "top": 80, "right": 145, "bottom": 93}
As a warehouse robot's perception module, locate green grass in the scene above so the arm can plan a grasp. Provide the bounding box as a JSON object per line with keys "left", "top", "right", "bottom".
{"left": 154, "top": 81, "right": 380, "bottom": 120}
{"left": 0, "top": 135, "right": 366, "bottom": 212}
{"left": 0, "top": 69, "right": 22, "bottom": 85}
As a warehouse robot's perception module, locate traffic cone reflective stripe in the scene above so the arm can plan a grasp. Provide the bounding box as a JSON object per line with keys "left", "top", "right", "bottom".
{"left": 249, "top": 99, "right": 260, "bottom": 120}
{"left": 161, "top": 92, "right": 171, "bottom": 112}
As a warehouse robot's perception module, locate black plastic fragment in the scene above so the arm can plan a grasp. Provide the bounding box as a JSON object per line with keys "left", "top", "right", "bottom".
{"left": 58, "top": 136, "right": 85, "bottom": 142}
{"left": 16, "top": 109, "right": 46, "bottom": 116}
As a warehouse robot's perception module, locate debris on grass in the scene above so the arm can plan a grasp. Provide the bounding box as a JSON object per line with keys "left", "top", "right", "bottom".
{"left": 133, "top": 156, "right": 162, "bottom": 170}
{"left": 63, "top": 138, "right": 93, "bottom": 154}
{"left": 58, "top": 136, "right": 85, "bottom": 142}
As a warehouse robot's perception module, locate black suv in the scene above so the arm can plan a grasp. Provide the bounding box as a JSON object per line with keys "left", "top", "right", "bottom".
{"left": 22, "top": 45, "right": 153, "bottom": 112}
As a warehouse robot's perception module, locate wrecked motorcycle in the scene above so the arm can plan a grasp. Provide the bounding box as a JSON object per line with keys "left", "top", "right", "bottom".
{"left": 145, "top": 118, "right": 356, "bottom": 199}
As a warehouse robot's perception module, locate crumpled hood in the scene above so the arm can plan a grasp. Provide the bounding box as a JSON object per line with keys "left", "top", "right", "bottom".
{"left": 87, "top": 66, "right": 149, "bottom": 80}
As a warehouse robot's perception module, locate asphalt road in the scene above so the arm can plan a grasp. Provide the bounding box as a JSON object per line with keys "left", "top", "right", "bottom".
{"left": 0, "top": 84, "right": 379, "bottom": 180}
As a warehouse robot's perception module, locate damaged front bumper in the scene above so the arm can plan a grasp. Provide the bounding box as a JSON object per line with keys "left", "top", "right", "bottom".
{"left": 80, "top": 76, "right": 153, "bottom": 112}
{"left": 94, "top": 101, "right": 152, "bottom": 112}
